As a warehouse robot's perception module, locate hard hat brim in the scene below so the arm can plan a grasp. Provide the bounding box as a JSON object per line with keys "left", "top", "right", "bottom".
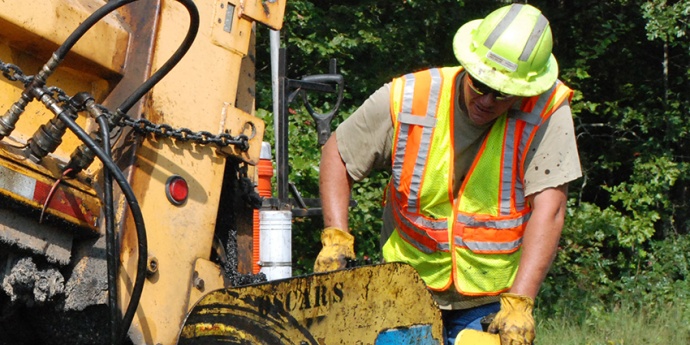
{"left": 453, "top": 20, "right": 559, "bottom": 97}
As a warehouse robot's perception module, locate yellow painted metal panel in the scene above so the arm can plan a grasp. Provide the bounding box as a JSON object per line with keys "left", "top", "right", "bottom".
{"left": 211, "top": 1, "right": 254, "bottom": 54}
{"left": 238, "top": 0, "right": 287, "bottom": 30}
{"left": 187, "top": 259, "right": 229, "bottom": 311}
{"left": 0, "top": 0, "right": 129, "bottom": 77}
{"left": 120, "top": 138, "right": 227, "bottom": 345}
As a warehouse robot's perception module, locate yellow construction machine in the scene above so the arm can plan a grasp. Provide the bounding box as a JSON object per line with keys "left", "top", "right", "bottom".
{"left": 0, "top": 1, "right": 462, "bottom": 344}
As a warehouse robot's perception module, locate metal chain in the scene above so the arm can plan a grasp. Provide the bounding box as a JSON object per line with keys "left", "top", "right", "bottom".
{"left": 0, "top": 62, "right": 33, "bottom": 86}
{"left": 119, "top": 117, "right": 249, "bottom": 150}
{"left": 0, "top": 59, "right": 250, "bottom": 151}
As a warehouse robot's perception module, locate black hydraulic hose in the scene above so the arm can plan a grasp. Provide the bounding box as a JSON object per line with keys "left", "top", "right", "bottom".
{"left": 118, "top": 0, "right": 200, "bottom": 114}
{"left": 98, "top": 115, "right": 118, "bottom": 345}
{"left": 58, "top": 111, "right": 147, "bottom": 345}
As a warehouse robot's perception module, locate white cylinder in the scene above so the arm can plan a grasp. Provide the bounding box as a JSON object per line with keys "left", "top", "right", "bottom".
{"left": 259, "top": 210, "right": 292, "bottom": 280}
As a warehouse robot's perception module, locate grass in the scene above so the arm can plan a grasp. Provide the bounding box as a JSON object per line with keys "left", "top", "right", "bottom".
{"left": 535, "top": 301, "right": 690, "bottom": 345}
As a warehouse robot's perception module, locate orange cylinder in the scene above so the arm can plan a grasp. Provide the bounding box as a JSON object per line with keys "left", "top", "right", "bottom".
{"left": 253, "top": 143, "right": 273, "bottom": 274}
{"left": 257, "top": 159, "right": 274, "bottom": 198}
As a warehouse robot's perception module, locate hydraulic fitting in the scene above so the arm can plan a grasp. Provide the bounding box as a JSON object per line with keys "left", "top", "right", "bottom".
{"left": 25, "top": 88, "right": 79, "bottom": 163}
{"left": 64, "top": 136, "right": 99, "bottom": 175}
{"left": 0, "top": 56, "right": 60, "bottom": 140}
{"left": 27, "top": 116, "right": 68, "bottom": 163}
{"left": 63, "top": 92, "right": 109, "bottom": 175}
{"left": 0, "top": 92, "right": 32, "bottom": 139}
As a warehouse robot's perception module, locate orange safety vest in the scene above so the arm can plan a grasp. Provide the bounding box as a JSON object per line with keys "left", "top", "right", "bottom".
{"left": 384, "top": 66, "right": 573, "bottom": 295}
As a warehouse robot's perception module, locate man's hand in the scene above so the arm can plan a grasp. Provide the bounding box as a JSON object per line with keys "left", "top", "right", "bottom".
{"left": 313, "top": 227, "right": 355, "bottom": 272}
{"left": 487, "top": 293, "right": 535, "bottom": 345}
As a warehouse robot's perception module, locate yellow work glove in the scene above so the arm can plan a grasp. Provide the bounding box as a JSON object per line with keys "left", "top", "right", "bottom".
{"left": 313, "top": 227, "right": 355, "bottom": 273}
{"left": 487, "top": 293, "right": 535, "bottom": 345}
{"left": 454, "top": 329, "right": 500, "bottom": 345}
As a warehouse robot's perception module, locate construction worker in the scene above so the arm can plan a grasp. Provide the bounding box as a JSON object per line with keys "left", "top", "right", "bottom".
{"left": 314, "top": 4, "right": 581, "bottom": 345}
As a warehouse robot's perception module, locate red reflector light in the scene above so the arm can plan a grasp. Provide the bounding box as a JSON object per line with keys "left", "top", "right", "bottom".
{"left": 166, "top": 175, "right": 188, "bottom": 205}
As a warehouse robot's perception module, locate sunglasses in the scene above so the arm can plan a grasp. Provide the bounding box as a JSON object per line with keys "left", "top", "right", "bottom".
{"left": 466, "top": 74, "right": 516, "bottom": 101}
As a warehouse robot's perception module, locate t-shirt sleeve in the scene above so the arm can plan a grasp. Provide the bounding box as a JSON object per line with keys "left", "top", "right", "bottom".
{"left": 335, "top": 83, "right": 393, "bottom": 182}
{"left": 522, "top": 101, "right": 582, "bottom": 196}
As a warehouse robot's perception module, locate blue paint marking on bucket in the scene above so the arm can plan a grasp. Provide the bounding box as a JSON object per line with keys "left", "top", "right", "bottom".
{"left": 375, "top": 325, "right": 439, "bottom": 344}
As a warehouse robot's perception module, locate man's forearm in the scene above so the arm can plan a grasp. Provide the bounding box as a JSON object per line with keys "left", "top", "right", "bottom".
{"left": 509, "top": 184, "right": 568, "bottom": 299}
{"left": 319, "top": 133, "right": 354, "bottom": 231}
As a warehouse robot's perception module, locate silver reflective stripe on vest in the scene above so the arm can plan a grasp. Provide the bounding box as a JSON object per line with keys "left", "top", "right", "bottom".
{"left": 392, "top": 74, "right": 415, "bottom": 187}
{"left": 455, "top": 236, "right": 523, "bottom": 252}
{"left": 407, "top": 69, "right": 441, "bottom": 212}
{"left": 399, "top": 113, "right": 437, "bottom": 127}
{"left": 398, "top": 228, "right": 450, "bottom": 254}
{"left": 394, "top": 203, "right": 448, "bottom": 230}
{"left": 484, "top": 4, "right": 523, "bottom": 49}
{"left": 501, "top": 117, "right": 517, "bottom": 215}
{"left": 393, "top": 204, "right": 449, "bottom": 253}
{"left": 514, "top": 121, "right": 533, "bottom": 210}
{"left": 514, "top": 82, "right": 558, "bottom": 125}
{"left": 456, "top": 212, "right": 531, "bottom": 229}
{"left": 453, "top": 213, "right": 532, "bottom": 251}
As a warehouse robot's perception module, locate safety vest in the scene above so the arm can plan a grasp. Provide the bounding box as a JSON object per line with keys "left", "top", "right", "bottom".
{"left": 383, "top": 66, "right": 573, "bottom": 295}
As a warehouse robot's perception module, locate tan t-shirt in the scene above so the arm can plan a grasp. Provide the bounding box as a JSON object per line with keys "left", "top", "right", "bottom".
{"left": 335, "top": 72, "right": 582, "bottom": 309}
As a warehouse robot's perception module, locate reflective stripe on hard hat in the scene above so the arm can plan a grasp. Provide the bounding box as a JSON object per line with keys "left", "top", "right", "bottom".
{"left": 520, "top": 15, "right": 549, "bottom": 61}
{"left": 484, "top": 4, "right": 523, "bottom": 50}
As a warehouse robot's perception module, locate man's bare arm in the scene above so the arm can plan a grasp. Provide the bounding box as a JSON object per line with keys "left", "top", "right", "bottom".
{"left": 509, "top": 184, "right": 568, "bottom": 298}
{"left": 319, "top": 133, "right": 354, "bottom": 231}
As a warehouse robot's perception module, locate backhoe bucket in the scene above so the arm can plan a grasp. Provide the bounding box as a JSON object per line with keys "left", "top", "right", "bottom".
{"left": 178, "top": 263, "right": 444, "bottom": 344}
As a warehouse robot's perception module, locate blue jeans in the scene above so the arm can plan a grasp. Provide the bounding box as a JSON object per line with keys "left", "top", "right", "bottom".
{"left": 442, "top": 302, "right": 500, "bottom": 345}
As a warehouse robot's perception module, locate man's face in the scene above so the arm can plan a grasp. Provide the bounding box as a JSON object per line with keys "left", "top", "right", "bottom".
{"left": 462, "top": 74, "right": 520, "bottom": 126}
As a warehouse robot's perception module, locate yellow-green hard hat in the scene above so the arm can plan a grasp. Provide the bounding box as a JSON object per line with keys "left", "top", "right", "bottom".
{"left": 454, "top": 4, "right": 558, "bottom": 97}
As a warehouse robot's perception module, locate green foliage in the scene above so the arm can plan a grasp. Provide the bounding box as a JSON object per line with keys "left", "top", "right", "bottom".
{"left": 538, "top": 236, "right": 690, "bottom": 344}
{"left": 536, "top": 299, "right": 690, "bottom": 345}
{"left": 642, "top": 0, "right": 690, "bottom": 44}
{"left": 617, "top": 236, "right": 690, "bottom": 308}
